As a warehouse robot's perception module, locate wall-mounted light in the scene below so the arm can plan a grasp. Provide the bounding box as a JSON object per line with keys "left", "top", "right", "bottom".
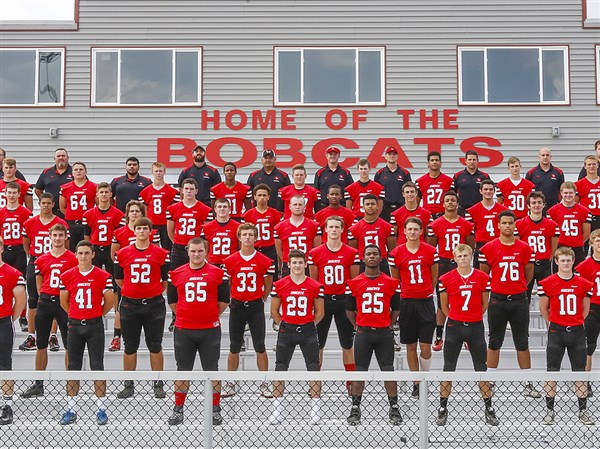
{"left": 49, "top": 127, "right": 59, "bottom": 138}
{"left": 551, "top": 126, "right": 560, "bottom": 137}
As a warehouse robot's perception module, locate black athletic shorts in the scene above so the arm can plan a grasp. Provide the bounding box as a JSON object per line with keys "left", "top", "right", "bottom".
{"left": 154, "top": 224, "right": 173, "bottom": 252}
{"left": 26, "top": 257, "right": 38, "bottom": 308}
{"left": 398, "top": 298, "right": 436, "bottom": 345}
{"left": 67, "top": 317, "right": 105, "bottom": 371}
{"left": 443, "top": 319, "right": 487, "bottom": 372}
{"left": 119, "top": 295, "right": 166, "bottom": 355}
{"left": 35, "top": 294, "right": 68, "bottom": 350}
{"left": 92, "top": 245, "right": 114, "bottom": 275}
{"left": 353, "top": 326, "right": 395, "bottom": 372}
{"left": 487, "top": 291, "right": 529, "bottom": 351}
{"left": 316, "top": 294, "right": 354, "bottom": 350}
{"left": 174, "top": 326, "right": 221, "bottom": 371}
{"left": 546, "top": 323, "right": 587, "bottom": 372}
{"left": 229, "top": 298, "right": 266, "bottom": 354}
{"left": 275, "top": 321, "right": 320, "bottom": 372}
{"left": 0, "top": 316, "right": 14, "bottom": 370}
{"left": 527, "top": 259, "right": 552, "bottom": 303}
{"left": 2, "top": 244, "right": 26, "bottom": 275}
{"left": 585, "top": 303, "right": 600, "bottom": 356}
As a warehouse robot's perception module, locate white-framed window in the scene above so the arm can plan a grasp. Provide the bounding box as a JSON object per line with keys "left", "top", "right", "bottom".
{"left": 91, "top": 47, "right": 202, "bottom": 106}
{"left": 0, "top": 0, "right": 78, "bottom": 31}
{"left": 458, "top": 46, "right": 570, "bottom": 105}
{"left": 274, "top": 46, "right": 385, "bottom": 106}
{"left": 584, "top": 0, "right": 600, "bottom": 28}
{"left": 0, "top": 48, "right": 65, "bottom": 106}
{"left": 596, "top": 45, "right": 600, "bottom": 105}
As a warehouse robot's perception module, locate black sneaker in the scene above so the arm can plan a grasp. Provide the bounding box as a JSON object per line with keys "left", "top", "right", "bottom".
{"left": 389, "top": 404, "right": 402, "bottom": 426}
{"left": 154, "top": 380, "right": 166, "bottom": 399}
{"left": 48, "top": 334, "right": 60, "bottom": 352}
{"left": 19, "top": 317, "right": 28, "bottom": 332}
{"left": 347, "top": 405, "right": 361, "bottom": 426}
{"left": 411, "top": 383, "right": 419, "bottom": 399}
{"left": 168, "top": 406, "right": 184, "bottom": 425}
{"left": 212, "top": 405, "right": 223, "bottom": 426}
{"left": 21, "top": 383, "right": 44, "bottom": 398}
{"left": 436, "top": 407, "right": 448, "bottom": 426}
{"left": 485, "top": 407, "right": 499, "bottom": 426}
{"left": 168, "top": 318, "right": 175, "bottom": 333}
{"left": 0, "top": 405, "right": 13, "bottom": 425}
{"left": 117, "top": 381, "right": 134, "bottom": 399}
{"left": 18, "top": 335, "right": 36, "bottom": 351}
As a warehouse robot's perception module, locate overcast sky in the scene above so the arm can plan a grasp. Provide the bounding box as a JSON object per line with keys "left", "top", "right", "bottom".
{"left": 0, "top": 0, "right": 74, "bottom": 21}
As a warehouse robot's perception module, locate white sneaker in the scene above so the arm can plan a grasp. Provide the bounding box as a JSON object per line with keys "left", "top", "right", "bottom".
{"left": 259, "top": 381, "right": 273, "bottom": 398}
{"left": 579, "top": 410, "right": 595, "bottom": 425}
{"left": 543, "top": 410, "right": 555, "bottom": 425}
{"left": 221, "top": 381, "right": 238, "bottom": 398}
{"left": 269, "top": 411, "right": 284, "bottom": 425}
{"left": 523, "top": 383, "right": 542, "bottom": 398}
{"left": 310, "top": 409, "right": 321, "bottom": 425}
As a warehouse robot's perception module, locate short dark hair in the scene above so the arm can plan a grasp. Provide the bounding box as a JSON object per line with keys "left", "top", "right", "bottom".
{"left": 443, "top": 190, "right": 458, "bottom": 200}
{"left": 181, "top": 178, "right": 199, "bottom": 189}
{"left": 497, "top": 210, "right": 516, "bottom": 223}
{"left": 133, "top": 217, "right": 153, "bottom": 230}
{"left": 76, "top": 240, "right": 95, "bottom": 252}
{"left": 480, "top": 179, "right": 495, "bottom": 189}
{"left": 187, "top": 237, "right": 208, "bottom": 250}
{"left": 223, "top": 162, "right": 237, "bottom": 172}
{"left": 39, "top": 192, "right": 55, "bottom": 202}
{"left": 288, "top": 249, "right": 306, "bottom": 262}
{"left": 526, "top": 191, "right": 545, "bottom": 205}
{"left": 465, "top": 150, "right": 479, "bottom": 159}
{"left": 427, "top": 151, "right": 441, "bottom": 161}
{"left": 363, "top": 244, "right": 381, "bottom": 257}
{"left": 253, "top": 183, "right": 271, "bottom": 195}
{"left": 363, "top": 193, "right": 378, "bottom": 202}
{"left": 126, "top": 156, "right": 140, "bottom": 165}
{"left": 327, "top": 184, "right": 342, "bottom": 194}
{"left": 404, "top": 217, "right": 423, "bottom": 229}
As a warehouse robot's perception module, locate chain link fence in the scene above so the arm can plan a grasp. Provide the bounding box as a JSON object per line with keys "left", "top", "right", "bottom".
{"left": 0, "top": 371, "right": 598, "bottom": 448}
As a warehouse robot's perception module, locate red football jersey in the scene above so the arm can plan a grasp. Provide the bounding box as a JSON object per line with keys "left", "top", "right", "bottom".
{"left": 428, "top": 216, "right": 474, "bottom": 260}
{"left": 274, "top": 218, "right": 320, "bottom": 262}
{"left": 271, "top": 276, "right": 323, "bottom": 325}
{"left": 466, "top": 202, "right": 507, "bottom": 244}
{"left": 169, "top": 262, "right": 226, "bottom": 329}
{"left": 575, "top": 177, "right": 600, "bottom": 216}
{"left": 0, "top": 179, "right": 31, "bottom": 208}
{"left": 139, "top": 183, "right": 179, "bottom": 226}
{"left": 60, "top": 266, "right": 113, "bottom": 319}
{"left": 389, "top": 243, "right": 438, "bottom": 299}
{"left": 479, "top": 238, "right": 533, "bottom": 294}
{"left": 495, "top": 177, "right": 535, "bottom": 219}
{"left": 539, "top": 274, "right": 593, "bottom": 326}
{"left": 202, "top": 219, "right": 241, "bottom": 265}
{"left": 60, "top": 180, "right": 97, "bottom": 221}
{"left": 416, "top": 173, "right": 454, "bottom": 215}
{"left": 349, "top": 218, "right": 394, "bottom": 258}
{"left": 83, "top": 206, "right": 124, "bottom": 247}
{"left": 23, "top": 215, "right": 69, "bottom": 257}
{"left": 438, "top": 268, "right": 490, "bottom": 322}
{"left": 344, "top": 180, "right": 385, "bottom": 217}
{"left": 35, "top": 250, "right": 78, "bottom": 296}
{"left": 210, "top": 181, "right": 251, "bottom": 219}
{"left": 0, "top": 263, "right": 25, "bottom": 319}
{"left": 279, "top": 184, "right": 321, "bottom": 220}
{"left": 166, "top": 201, "right": 212, "bottom": 246}
{"left": 115, "top": 244, "right": 169, "bottom": 298}
{"left": 308, "top": 243, "right": 360, "bottom": 295}
{"left": 515, "top": 215, "right": 559, "bottom": 261}
{"left": 314, "top": 205, "right": 356, "bottom": 244}
{"left": 242, "top": 207, "right": 282, "bottom": 248}
{"left": 575, "top": 257, "right": 600, "bottom": 305}
{"left": 346, "top": 273, "right": 399, "bottom": 327}
{"left": 547, "top": 203, "right": 592, "bottom": 248}
{"left": 223, "top": 250, "right": 275, "bottom": 301}
{"left": 0, "top": 206, "right": 32, "bottom": 246}
{"left": 390, "top": 206, "right": 432, "bottom": 244}
{"left": 111, "top": 225, "right": 160, "bottom": 247}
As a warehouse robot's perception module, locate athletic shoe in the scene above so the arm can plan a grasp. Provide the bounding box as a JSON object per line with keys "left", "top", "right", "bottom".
{"left": 259, "top": 381, "right": 273, "bottom": 398}
{"left": 221, "top": 381, "right": 238, "bottom": 398}
{"left": 579, "top": 410, "right": 595, "bottom": 425}
{"left": 168, "top": 406, "right": 184, "bottom": 425}
{"left": 48, "top": 334, "right": 60, "bottom": 352}
{"left": 389, "top": 404, "right": 402, "bottom": 426}
{"left": 523, "top": 383, "right": 542, "bottom": 398}
{"left": 154, "top": 380, "right": 166, "bottom": 399}
{"left": 543, "top": 410, "right": 555, "bottom": 425}
{"left": 0, "top": 405, "right": 13, "bottom": 425}
{"left": 347, "top": 405, "right": 361, "bottom": 426}
{"left": 310, "top": 408, "right": 321, "bottom": 425}
{"left": 19, "top": 317, "right": 28, "bottom": 332}
{"left": 96, "top": 409, "right": 108, "bottom": 426}
{"left": 411, "top": 383, "right": 419, "bottom": 399}
{"left": 436, "top": 407, "right": 448, "bottom": 426}
{"left": 168, "top": 318, "right": 175, "bottom": 333}
{"left": 18, "top": 335, "right": 36, "bottom": 351}
{"left": 212, "top": 405, "right": 223, "bottom": 426}
{"left": 20, "top": 383, "right": 43, "bottom": 398}
{"left": 59, "top": 410, "right": 77, "bottom": 426}
{"left": 268, "top": 410, "right": 284, "bottom": 425}
{"left": 108, "top": 337, "right": 121, "bottom": 352}
{"left": 240, "top": 341, "right": 246, "bottom": 352}
{"left": 485, "top": 407, "right": 499, "bottom": 426}
{"left": 394, "top": 340, "right": 402, "bottom": 352}
{"left": 432, "top": 338, "right": 443, "bottom": 352}
{"left": 117, "top": 381, "right": 134, "bottom": 399}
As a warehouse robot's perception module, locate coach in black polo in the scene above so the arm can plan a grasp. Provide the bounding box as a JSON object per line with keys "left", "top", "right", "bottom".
{"left": 110, "top": 157, "right": 152, "bottom": 213}
{"left": 177, "top": 145, "right": 221, "bottom": 207}
{"left": 526, "top": 147, "right": 565, "bottom": 210}
{"left": 246, "top": 149, "right": 290, "bottom": 210}
{"left": 34, "top": 148, "right": 73, "bottom": 219}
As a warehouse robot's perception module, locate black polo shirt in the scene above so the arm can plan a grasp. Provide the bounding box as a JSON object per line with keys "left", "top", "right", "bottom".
{"left": 178, "top": 163, "right": 221, "bottom": 206}
{"left": 374, "top": 165, "right": 412, "bottom": 207}
{"left": 35, "top": 164, "right": 73, "bottom": 217}
{"left": 246, "top": 167, "right": 290, "bottom": 210}
{"left": 110, "top": 174, "right": 152, "bottom": 212}
{"left": 525, "top": 164, "right": 565, "bottom": 208}
{"left": 313, "top": 165, "right": 354, "bottom": 209}
{"left": 452, "top": 168, "right": 491, "bottom": 210}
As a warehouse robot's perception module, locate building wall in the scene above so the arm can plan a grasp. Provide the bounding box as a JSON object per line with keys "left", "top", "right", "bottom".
{"left": 0, "top": 0, "right": 598, "bottom": 184}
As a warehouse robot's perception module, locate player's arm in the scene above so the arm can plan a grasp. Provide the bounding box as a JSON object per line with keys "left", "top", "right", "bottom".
{"left": 481, "top": 291, "right": 490, "bottom": 315}
{"left": 440, "top": 291, "right": 449, "bottom": 316}
{"left": 102, "top": 289, "right": 115, "bottom": 315}
{"left": 270, "top": 295, "right": 282, "bottom": 326}
{"left": 24, "top": 193, "right": 33, "bottom": 211}
{"left": 479, "top": 263, "right": 490, "bottom": 275}
{"left": 110, "top": 242, "right": 120, "bottom": 261}
{"left": 539, "top": 295, "right": 550, "bottom": 325}
{"left": 312, "top": 234, "right": 321, "bottom": 249}
{"left": 349, "top": 263, "right": 359, "bottom": 279}
{"left": 583, "top": 296, "right": 591, "bottom": 319}
{"left": 34, "top": 187, "right": 44, "bottom": 199}
{"left": 430, "top": 262, "right": 439, "bottom": 287}
{"left": 426, "top": 234, "right": 437, "bottom": 248}
{"left": 386, "top": 235, "right": 396, "bottom": 253}
{"left": 524, "top": 262, "right": 534, "bottom": 285}
{"left": 161, "top": 263, "right": 169, "bottom": 292}
{"left": 466, "top": 234, "right": 475, "bottom": 249}
{"left": 345, "top": 295, "right": 357, "bottom": 327}
{"left": 390, "top": 263, "right": 399, "bottom": 280}
{"left": 550, "top": 236, "right": 558, "bottom": 256}
{"left": 12, "top": 285, "right": 26, "bottom": 321}
{"left": 308, "top": 264, "right": 318, "bottom": 280}
{"left": 583, "top": 222, "right": 591, "bottom": 243}
{"left": 59, "top": 195, "right": 67, "bottom": 216}
{"left": 243, "top": 197, "right": 252, "bottom": 214}
{"left": 23, "top": 236, "right": 30, "bottom": 255}
{"left": 217, "top": 281, "right": 230, "bottom": 315}
{"left": 36, "top": 273, "right": 43, "bottom": 295}
{"left": 348, "top": 237, "right": 357, "bottom": 249}
{"left": 60, "top": 289, "right": 70, "bottom": 314}
{"left": 345, "top": 197, "right": 354, "bottom": 211}
{"left": 167, "top": 218, "right": 175, "bottom": 243}
{"left": 389, "top": 292, "right": 400, "bottom": 327}
{"left": 262, "top": 275, "right": 273, "bottom": 301}
{"left": 313, "top": 296, "right": 325, "bottom": 325}
{"left": 113, "top": 261, "right": 124, "bottom": 288}
{"left": 274, "top": 238, "right": 283, "bottom": 264}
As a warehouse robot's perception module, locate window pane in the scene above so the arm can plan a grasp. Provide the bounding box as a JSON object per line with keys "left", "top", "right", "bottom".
{"left": 304, "top": 49, "right": 355, "bottom": 103}
{"left": 461, "top": 51, "right": 485, "bottom": 102}
{"left": 38, "top": 51, "right": 62, "bottom": 103}
{"left": 358, "top": 51, "right": 381, "bottom": 102}
{"left": 121, "top": 50, "right": 172, "bottom": 104}
{"left": 488, "top": 48, "right": 539, "bottom": 103}
{"left": 95, "top": 51, "right": 118, "bottom": 103}
{"left": 542, "top": 50, "right": 565, "bottom": 102}
{"left": 0, "top": 50, "right": 35, "bottom": 104}
{"left": 277, "top": 51, "right": 301, "bottom": 102}
{"left": 175, "top": 51, "right": 198, "bottom": 103}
